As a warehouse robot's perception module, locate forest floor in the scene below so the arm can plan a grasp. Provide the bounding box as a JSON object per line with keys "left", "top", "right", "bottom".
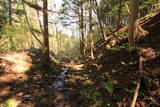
{"left": 0, "top": 49, "right": 72, "bottom": 107}
{"left": 59, "top": 32, "right": 160, "bottom": 106}
{"left": 0, "top": 31, "right": 160, "bottom": 107}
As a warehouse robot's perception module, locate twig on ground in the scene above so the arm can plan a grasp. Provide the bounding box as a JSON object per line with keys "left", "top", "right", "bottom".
{"left": 130, "top": 55, "right": 144, "bottom": 107}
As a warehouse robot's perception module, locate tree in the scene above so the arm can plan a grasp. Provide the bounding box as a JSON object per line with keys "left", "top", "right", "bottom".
{"left": 79, "top": 0, "right": 86, "bottom": 56}
{"left": 128, "top": 0, "right": 139, "bottom": 46}
{"left": 92, "top": 0, "right": 106, "bottom": 40}
{"left": 8, "top": 0, "right": 12, "bottom": 25}
{"left": 117, "top": 0, "right": 123, "bottom": 29}
{"left": 60, "top": 0, "right": 87, "bottom": 56}
{"left": 22, "top": 0, "right": 43, "bottom": 47}
{"left": 43, "top": 0, "right": 50, "bottom": 67}
{"left": 89, "top": 0, "right": 94, "bottom": 59}
{"left": 8, "top": 0, "right": 15, "bottom": 50}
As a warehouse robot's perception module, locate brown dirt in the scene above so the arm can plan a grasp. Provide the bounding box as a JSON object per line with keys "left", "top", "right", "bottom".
{"left": 0, "top": 49, "right": 65, "bottom": 107}
{"left": 63, "top": 13, "right": 160, "bottom": 106}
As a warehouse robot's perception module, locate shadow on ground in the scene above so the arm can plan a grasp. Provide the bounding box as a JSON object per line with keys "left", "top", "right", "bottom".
{"left": 0, "top": 49, "right": 68, "bottom": 107}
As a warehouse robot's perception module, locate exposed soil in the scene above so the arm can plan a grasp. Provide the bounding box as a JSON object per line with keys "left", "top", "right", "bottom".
{"left": 0, "top": 49, "right": 69, "bottom": 107}
{"left": 50, "top": 30, "right": 160, "bottom": 106}
{"left": 58, "top": 13, "right": 160, "bottom": 106}
{"left": 0, "top": 34, "right": 160, "bottom": 107}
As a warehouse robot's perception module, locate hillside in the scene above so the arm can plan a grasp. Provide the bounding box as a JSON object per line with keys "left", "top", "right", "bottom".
{"left": 60, "top": 12, "right": 160, "bottom": 106}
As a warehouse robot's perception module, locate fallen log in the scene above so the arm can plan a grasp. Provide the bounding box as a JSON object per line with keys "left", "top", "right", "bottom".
{"left": 93, "top": 12, "right": 160, "bottom": 53}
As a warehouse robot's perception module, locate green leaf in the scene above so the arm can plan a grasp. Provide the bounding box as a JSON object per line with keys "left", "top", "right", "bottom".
{"left": 104, "top": 81, "right": 114, "bottom": 95}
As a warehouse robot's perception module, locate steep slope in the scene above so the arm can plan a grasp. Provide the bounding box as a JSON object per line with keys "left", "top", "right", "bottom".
{"left": 64, "top": 12, "right": 160, "bottom": 106}
{"left": 83, "top": 12, "right": 160, "bottom": 106}
{"left": 92, "top": 12, "right": 160, "bottom": 59}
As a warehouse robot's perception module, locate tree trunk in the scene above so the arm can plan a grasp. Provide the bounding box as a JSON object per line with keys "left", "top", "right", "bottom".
{"left": 102, "top": 0, "right": 108, "bottom": 27}
{"left": 30, "top": 33, "right": 35, "bottom": 48}
{"left": 22, "top": 0, "right": 43, "bottom": 46}
{"left": 117, "top": 0, "right": 123, "bottom": 29}
{"left": 94, "top": 0, "right": 106, "bottom": 40}
{"left": 89, "top": 1, "right": 94, "bottom": 59}
{"left": 56, "top": 27, "right": 60, "bottom": 53}
{"left": 128, "top": 0, "right": 139, "bottom": 46}
{"left": 8, "top": 0, "right": 12, "bottom": 25}
{"left": 43, "top": 0, "right": 50, "bottom": 67}
{"left": 8, "top": 0, "right": 14, "bottom": 51}
{"left": 35, "top": 0, "right": 44, "bottom": 34}
{"left": 80, "top": 1, "right": 86, "bottom": 56}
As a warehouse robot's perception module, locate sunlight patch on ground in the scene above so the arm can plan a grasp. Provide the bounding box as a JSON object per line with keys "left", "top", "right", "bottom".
{"left": 65, "top": 64, "right": 84, "bottom": 70}
{"left": 0, "top": 86, "right": 11, "bottom": 96}
{"left": 0, "top": 52, "right": 32, "bottom": 82}
{"left": 11, "top": 64, "right": 30, "bottom": 73}
{"left": 1, "top": 52, "right": 32, "bottom": 73}
{"left": 68, "top": 75, "right": 86, "bottom": 81}
{"left": 0, "top": 74, "right": 19, "bottom": 83}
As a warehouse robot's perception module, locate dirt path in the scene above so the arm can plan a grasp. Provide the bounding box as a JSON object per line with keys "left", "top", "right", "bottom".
{"left": 1, "top": 40, "right": 159, "bottom": 107}
{"left": 0, "top": 49, "right": 67, "bottom": 107}
{"left": 0, "top": 49, "right": 90, "bottom": 107}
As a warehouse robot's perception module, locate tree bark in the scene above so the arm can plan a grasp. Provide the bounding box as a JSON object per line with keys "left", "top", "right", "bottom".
{"left": 94, "top": 0, "right": 106, "bottom": 40}
{"left": 8, "top": 0, "right": 14, "bottom": 51}
{"left": 80, "top": 1, "right": 86, "bottom": 56}
{"left": 22, "top": 0, "right": 43, "bottom": 46}
{"left": 89, "top": 1, "right": 94, "bottom": 59}
{"left": 117, "top": 0, "right": 123, "bottom": 29}
{"left": 128, "top": 0, "right": 139, "bottom": 46}
{"left": 43, "top": 0, "right": 50, "bottom": 67}
{"left": 35, "top": 0, "right": 44, "bottom": 34}
{"left": 8, "top": 0, "right": 12, "bottom": 25}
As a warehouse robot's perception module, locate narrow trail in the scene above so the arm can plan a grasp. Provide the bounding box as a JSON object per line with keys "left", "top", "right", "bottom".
{"left": 0, "top": 50, "right": 70, "bottom": 106}
{"left": 51, "top": 58, "right": 90, "bottom": 107}
{"left": 51, "top": 65, "right": 69, "bottom": 107}
{"left": 0, "top": 49, "right": 89, "bottom": 107}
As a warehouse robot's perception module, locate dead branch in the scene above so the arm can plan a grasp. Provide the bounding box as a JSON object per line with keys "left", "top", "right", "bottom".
{"left": 22, "top": 0, "right": 43, "bottom": 47}
{"left": 130, "top": 51, "right": 144, "bottom": 107}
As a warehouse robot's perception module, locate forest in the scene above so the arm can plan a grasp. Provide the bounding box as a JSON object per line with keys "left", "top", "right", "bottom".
{"left": 0, "top": 0, "right": 160, "bottom": 107}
